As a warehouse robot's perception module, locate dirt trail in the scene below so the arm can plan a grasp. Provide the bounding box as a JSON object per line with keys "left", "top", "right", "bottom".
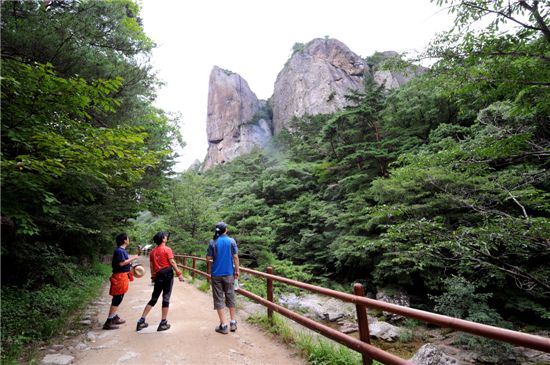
{"left": 72, "top": 260, "right": 305, "bottom": 365}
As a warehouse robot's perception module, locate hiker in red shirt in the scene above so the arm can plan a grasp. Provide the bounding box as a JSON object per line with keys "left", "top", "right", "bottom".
{"left": 136, "top": 231, "right": 184, "bottom": 331}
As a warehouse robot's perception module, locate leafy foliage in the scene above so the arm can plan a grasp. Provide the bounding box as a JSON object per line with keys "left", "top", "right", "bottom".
{"left": 432, "top": 276, "right": 514, "bottom": 361}
{"left": 1, "top": 0, "right": 178, "bottom": 289}
{"left": 3, "top": 1, "right": 549, "bottom": 359}
{"left": 0, "top": 3, "right": 181, "bottom": 360}
{"left": 153, "top": 0, "right": 550, "bottom": 333}
{"left": 1, "top": 263, "right": 110, "bottom": 362}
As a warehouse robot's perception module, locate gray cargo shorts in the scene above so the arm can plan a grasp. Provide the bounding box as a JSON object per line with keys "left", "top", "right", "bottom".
{"left": 211, "top": 275, "right": 236, "bottom": 310}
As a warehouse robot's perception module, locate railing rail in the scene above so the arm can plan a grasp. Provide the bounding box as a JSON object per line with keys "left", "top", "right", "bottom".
{"left": 174, "top": 254, "right": 550, "bottom": 364}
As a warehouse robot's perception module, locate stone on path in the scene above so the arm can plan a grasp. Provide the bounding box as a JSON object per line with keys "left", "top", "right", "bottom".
{"left": 40, "top": 353, "right": 74, "bottom": 365}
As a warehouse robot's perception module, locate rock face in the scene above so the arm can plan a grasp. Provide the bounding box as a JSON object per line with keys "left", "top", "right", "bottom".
{"left": 204, "top": 66, "right": 273, "bottom": 169}
{"left": 271, "top": 38, "right": 369, "bottom": 134}
{"left": 203, "top": 39, "right": 427, "bottom": 169}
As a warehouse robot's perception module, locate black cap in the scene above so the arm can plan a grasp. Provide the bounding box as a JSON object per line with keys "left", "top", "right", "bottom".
{"left": 215, "top": 221, "right": 227, "bottom": 232}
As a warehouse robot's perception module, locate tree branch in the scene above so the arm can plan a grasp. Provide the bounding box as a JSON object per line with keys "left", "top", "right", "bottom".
{"left": 503, "top": 186, "right": 530, "bottom": 220}
{"left": 518, "top": 0, "right": 550, "bottom": 44}
{"left": 462, "top": 1, "right": 545, "bottom": 34}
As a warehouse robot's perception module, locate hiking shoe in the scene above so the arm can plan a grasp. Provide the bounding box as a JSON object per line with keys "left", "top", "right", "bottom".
{"left": 136, "top": 320, "right": 148, "bottom": 331}
{"left": 215, "top": 324, "right": 228, "bottom": 334}
{"left": 102, "top": 319, "right": 119, "bottom": 330}
{"left": 230, "top": 320, "right": 237, "bottom": 332}
{"left": 157, "top": 322, "right": 171, "bottom": 331}
{"left": 113, "top": 315, "right": 126, "bottom": 325}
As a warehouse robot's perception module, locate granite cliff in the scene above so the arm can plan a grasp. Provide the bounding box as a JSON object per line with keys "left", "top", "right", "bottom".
{"left": 203, "top": 38, "right": 426, "bottom": 169}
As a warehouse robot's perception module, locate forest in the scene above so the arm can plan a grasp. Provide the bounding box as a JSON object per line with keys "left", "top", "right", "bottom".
{"left": 1, "top": 0, "right": 549, "bottom": 363}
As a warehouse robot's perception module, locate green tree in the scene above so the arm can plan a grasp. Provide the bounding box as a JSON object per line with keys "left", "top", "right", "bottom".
{"left": 165, "top": 172, "right": 214, "bottom": 245}
{"left": 1, "top": 0, "right": 178, "bottom": 287}
{"left": 366, "top": 101, "right": 549, "bottom": 317}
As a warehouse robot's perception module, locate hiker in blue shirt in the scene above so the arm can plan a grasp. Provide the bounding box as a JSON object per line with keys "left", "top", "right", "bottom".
{"left": 206, "top": 221, "right": 240, "bottom": 334}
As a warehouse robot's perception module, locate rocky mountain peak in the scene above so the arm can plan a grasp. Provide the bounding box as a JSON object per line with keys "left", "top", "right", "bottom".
{"left": 202, "top": 38, "right": 427, "bottom": 170}
{"left": 203, "top": 66, "right": 272, "bottom": 169}
{"left": 271, "top": 38, "right": 369, "bottom": 134}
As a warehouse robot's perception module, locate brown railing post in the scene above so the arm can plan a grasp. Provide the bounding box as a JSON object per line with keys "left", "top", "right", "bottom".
{"left": 354, "top": 283, "right": 372, "bottom": 365}
{"left": 193, "top": 257, "right": 197, "bottom": 280}
{"left": 267, "top": 267, "right": 274, "bottom": 324}
{"left": 182, "top": 256, "right": 186, "bottom": 275}
{"left": 206, "top": 259, "right": 211, "bottom": 283}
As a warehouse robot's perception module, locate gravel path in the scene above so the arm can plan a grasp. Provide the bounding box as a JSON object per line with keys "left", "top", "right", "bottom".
{"left": 42, "top": 259, "right": 305, "bottom": 365}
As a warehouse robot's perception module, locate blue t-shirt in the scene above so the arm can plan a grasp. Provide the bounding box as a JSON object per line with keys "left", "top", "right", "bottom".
{"left": 112, "top": 246, "right": 130, "bottom": 273}
{"left": 207, "top": 234, "right": 238, "bottom": 277}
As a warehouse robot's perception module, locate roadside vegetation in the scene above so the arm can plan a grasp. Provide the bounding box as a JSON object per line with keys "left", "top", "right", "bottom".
{"left": 248, "top": 313, "right": 372, "bottom": 365}
{"left": 1, "top": 263, "right": 111, "bottom": 364}
{"left": 2, "top": 0, "right": 548, "bottom": 364}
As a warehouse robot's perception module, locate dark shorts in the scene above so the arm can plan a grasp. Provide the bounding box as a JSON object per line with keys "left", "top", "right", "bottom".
{"left": 211, "top": 275, "right": 235, "bottom": 310}
{"left": 151, "top": 267, "right": 174, "bottom": 306}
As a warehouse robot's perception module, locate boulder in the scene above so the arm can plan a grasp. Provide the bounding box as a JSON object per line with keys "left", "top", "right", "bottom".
{"left": 376, "top": 287, "right": 410, "bottom": 322}
{"left": 278, "top": 293, "right": 356, "bottom": 322}
{"left": 368, "top": 319, "right": 401, "bottom": 342}
{"left": 410, "top": 344, "right": 461, "bottom": 365}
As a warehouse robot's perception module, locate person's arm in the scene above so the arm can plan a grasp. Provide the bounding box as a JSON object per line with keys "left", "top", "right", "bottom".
{"left": 233, "top": 254, "right": 240, "bottom": 279}
{"left": 169, "top": 257, "right": 184, "bottom": 282}
{"left": 118, "top": 255, "right": 138, "bottom": 267}
{"left": 206, "top": 240, "right": 214, "bottom": 263}
{"left": 150, "top": 253, "right": 155, "bottom": 281}
{"left": 230, "top": 239, "right": 239, "bottom": 278}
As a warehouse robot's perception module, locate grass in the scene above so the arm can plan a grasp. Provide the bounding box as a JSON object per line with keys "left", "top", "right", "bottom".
{"left": 197, "top": 278, "right": 211, "bottom": 292}
{"left": 1, "top": 263, "right": 111, "bottom": 364}
{"left": 247, "top": 313, "right": 385, "bottom": 365}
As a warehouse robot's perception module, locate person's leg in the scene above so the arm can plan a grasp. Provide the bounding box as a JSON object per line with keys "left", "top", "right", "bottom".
{"left": 160, "top": 276, "right": 174, "bottom": 320}
{"left": 157, "top": 273, "right": 173, "bottom": 331}
{"left": 212, "top": 277, "right": 228, "bottom": 333}
{"left": 225, "top": 276, "right": 236, "bottom": 320}
{"left": 212, "top": 277, "right": 225, "bottom": 323}
{"left": 103, "top": 295, "right": 123, "bottom": 329}
{"left": 229, "top": 306, "right": 237, "bottom": 332}
{"left": 108, "top": 305, "right": 117, "bottom": 318}
{"left": 137, "top": 279, "right": 163, "bottom": 331}
{"left": 216, "top": 308, "right": 226, "bottom": 324}
{"left": 111, "top": 295, "right": 126, "bottom": 324}
{"left": 140, "top": 304, "right": 153, "bottom": 319}
{"left": 225, "top": 276, "right": 237, "bottom": 332}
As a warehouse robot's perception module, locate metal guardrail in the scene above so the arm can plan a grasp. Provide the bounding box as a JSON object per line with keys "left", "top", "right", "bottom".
{"left": 174, "top": 254, "right": 550, "bottom": 364}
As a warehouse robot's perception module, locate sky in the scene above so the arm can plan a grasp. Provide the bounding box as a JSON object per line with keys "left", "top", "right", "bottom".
{"left": 139, "top": 0, "right": 453, "bottom": 172}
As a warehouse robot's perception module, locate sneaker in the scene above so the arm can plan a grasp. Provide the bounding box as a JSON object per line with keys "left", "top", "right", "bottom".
{"left": 102, "top": 319, "right": 119, "bottom": 330}
{"left": 157, "top": 322, "right": 171, "bottom": 331}
{"left": 215, "top": 324, "right": 228, "bottom": 334}
{"left": 113, "top": 315, "right": 126, "bottom": 325}
{"left": 136, "top": 320, "right": 148, "bottom": 331}
{"left": 230, "top": 320, "right": 237, "bottom": 332}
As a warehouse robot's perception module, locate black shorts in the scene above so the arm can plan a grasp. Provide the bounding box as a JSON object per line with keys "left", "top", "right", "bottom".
{"left": 151, "top": 267, "right": 174, "bottom": 305}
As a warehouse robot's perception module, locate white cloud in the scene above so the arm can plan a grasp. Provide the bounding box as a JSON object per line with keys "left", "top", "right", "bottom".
{"left": 140, "top": 0, "right": 452, "bottom": 171}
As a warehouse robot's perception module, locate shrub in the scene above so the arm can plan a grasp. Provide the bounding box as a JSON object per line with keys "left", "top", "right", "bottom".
{"left": 1, "top": 263, "right": 110, "bottom": 363}
{"left": 431, "top": 276, "right": 513, "bottom": 361}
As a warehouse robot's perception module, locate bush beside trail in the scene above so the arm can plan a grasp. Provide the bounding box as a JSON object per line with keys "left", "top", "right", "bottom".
{"left": 1, "top": 263, "right": 111, "bottom": 364}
